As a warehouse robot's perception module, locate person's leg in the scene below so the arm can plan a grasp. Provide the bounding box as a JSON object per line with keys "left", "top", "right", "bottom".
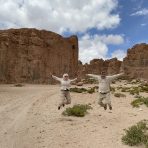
{"left": 98, "top": 93, "right": 106, "bottom": 108}
{"left": 105, "top": 93, "right": 112, "bottom": 110}
{"left": 65, "top": 91, "right": 71, "bottom": 105}
{"left": 59, "top": 91, "right": 66, "bottom": 109}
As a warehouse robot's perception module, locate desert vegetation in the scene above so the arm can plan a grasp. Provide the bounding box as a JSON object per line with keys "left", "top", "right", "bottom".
{"left": 131, "top": 96, "right": 148, "bottom": 108}
{"left": 70, "top": 86, "right": 98, "bottom": 94}
{"left": 114, "top": 93, "right": 126, "bottom": 98}
{"left": 62, "top": 104, "right": 92, "bottom": 117}
{"left": 122, "top": 120, "right": 148, "bottom": 148}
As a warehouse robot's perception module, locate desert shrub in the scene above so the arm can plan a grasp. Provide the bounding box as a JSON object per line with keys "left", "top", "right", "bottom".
{"left": 83, "top": 78, "right": 98, "bottom": 84}
{"left": 139, "top": 84, "right": 148, "bottom": 93}
{"left": 14, "top": 84, "right": 24, "bottom": 87}
{"left": 117, "top": 86, "right": 123, "bottom": 90}
{"left": 114, "top": 93, "right": 126, "bottom": 98}
{"left": 110, "top": 86, "right": 115, "bottom": 92}
{"left": 112, "top": 80, "right": 116, "bottom": 84}
{"left": 70, "top": 87, "right": 97, "bottom": 94}
{"left": 131, "top": 98, "right": 144, "bottom": 107}
{"left": 122, "top": 120, "right": 148, "bottom": 147}
{"left": 119, "top": 85, "right": 148, "bottom": 95}
{"left": 62, "top": 104, "right": 92, "bottom": 117}
{"left": 129, "top": 87, "right": 140, "bottom": 95}
{"left": 70, "top": 87, "right": 87, "bottom": 93}
{"left": 121, "top": 87, "right": 130, "bottom": 92}
{"left": 131, "top": 96, "right": 148, "bottom": 108}
{"left": 87, "top": 87, "right": 95, "bottom": 94}
{"left": 130, "top": 79, "right": 141, "bottom": 84}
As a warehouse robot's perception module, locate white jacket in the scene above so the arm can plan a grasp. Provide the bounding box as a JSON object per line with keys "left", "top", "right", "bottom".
{"left": 52, "top": 75, "right": 77, "bottom": 91}
{"left": 87, "top": 73, "right": 124, "bottom": 93}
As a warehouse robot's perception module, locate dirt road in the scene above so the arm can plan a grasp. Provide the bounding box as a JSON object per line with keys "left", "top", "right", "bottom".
{"left": 0, "top": 83, "right": 147, "bottom": 148}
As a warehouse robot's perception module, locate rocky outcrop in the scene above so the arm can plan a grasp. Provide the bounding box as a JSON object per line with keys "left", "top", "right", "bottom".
{"left": 0, "top": 28, "right": 147, "bottom": 83}
{"left": 78, "top": 44, "right": 148, "bottom": 80}
{"left": 123, "top": 43, "right": 148, "bottom": 80}
{"left": 78, "top": 58, "right": 122, "bottom": 78}
{"left": 0, "top": 28, "right": 78, "bottom": 83}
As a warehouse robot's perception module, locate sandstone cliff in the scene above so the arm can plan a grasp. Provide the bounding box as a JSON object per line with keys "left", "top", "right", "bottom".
{"left": 0, "top": 28, "right": 78, "bottom": 83}
{"left": 78, "top": 58, "right": 122, "bottom": 78}
{"left": 78, "top": 44, "right": 148, "bottom": 80}
{"left": 123, "top": 43, "right": 148, "bottom": 80}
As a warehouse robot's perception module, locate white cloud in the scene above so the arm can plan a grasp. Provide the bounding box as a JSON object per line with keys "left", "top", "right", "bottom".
{"left": 95, "top": 34, "right": 124, "bottom": 45}
{"left": 0, "top": 0, "right": 120, "bottom": 33}
{"left": 141, "top": 23, "right": 147, "bottom": 26}
{"left": 79, "top": 34, "right": 124, "bottom": 63}
{"left": 111, "top": 49, "right": 126, "bottom": 61}
{"left": 131, "top": 8, "right": 148, "bottom": 16}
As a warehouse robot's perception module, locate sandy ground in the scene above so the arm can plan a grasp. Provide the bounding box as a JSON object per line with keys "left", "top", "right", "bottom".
{"left": 0, "top": 81, "right": 147, "bottom": 148}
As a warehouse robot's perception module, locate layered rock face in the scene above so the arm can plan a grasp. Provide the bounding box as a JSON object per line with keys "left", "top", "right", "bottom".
{"left": 79, "top": 44, "right": 148, "bottom": 80}
{"left": 0, "top": 28, "right": 78, "bottom": 83}
{"left": 78, "top": 58, "right": 122, "bottom": 78}
{"left": 123, "top": 43, "right": 148, "bottom": 80}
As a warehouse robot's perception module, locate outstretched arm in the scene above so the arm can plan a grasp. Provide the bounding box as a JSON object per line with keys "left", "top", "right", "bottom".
{"left": 51, "top": 74, "right": 62, "bottom": 82}
{"left": 70, "top": 78, "right": 77, "bottom": 82}
{"left": 86, "top": 74, "right": 101, "bottom": 80}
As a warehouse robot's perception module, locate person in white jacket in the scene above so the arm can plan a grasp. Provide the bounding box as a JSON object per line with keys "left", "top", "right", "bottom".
{"left": 51, "top": 73, "right": 77, "bottom": 110}
{"left": 87, "top": 71, "right": 124, "bottom": 110}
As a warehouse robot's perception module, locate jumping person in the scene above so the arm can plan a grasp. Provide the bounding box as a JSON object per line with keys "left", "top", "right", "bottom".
{"left": 87, "top": 71, "right": 124, "bottom": 110}
{"left": 50, "top": 73, "right": 77, "bottom": 110}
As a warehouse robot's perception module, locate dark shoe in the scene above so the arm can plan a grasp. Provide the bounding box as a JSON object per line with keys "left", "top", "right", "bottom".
{"left": 104, "top": 104, "right": 107, "bottom": 110}
{"left": 63, "top": 104, "right": 65, "bottom": 107}
{"left": 58, "top": 106, "right": 60, "bottom": 110}
{"left": 109, "top": 106, "right": 112, "bottom": 110}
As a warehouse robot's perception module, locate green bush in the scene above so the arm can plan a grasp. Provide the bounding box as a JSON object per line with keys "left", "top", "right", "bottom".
{"left": 70, "top": 87, "right": 97, "bottom": 94}
{"left": 121, "top": 87, "right": 130, "bottom": 92}
{"left": 114, "top": 93, "right": 126, "bottom": 98}
{"left": 14, "top": 84, "right": 24, "bottom": 87}
{"left": 122, "top": 120, "right": 148, "bottom": 147}
{"left": 87, "top": 87, "right": 95, "bottom": 94}
{"left": 70, "top": 87, "right": 87, "bottom": 93}
{"left": 117, "top": 86, "right": 123, "bottom": 90}
{"left": 131, "top": 96, "right": 148, "bottom": 108}
{"left": 62, "top": 104, "right": 92, "bottom": 117}
{"left": 110, "top": 86, "right": 116, "bottom": 92}
{"left": 83, "top": 78, "right": 98, "bottom": 84}
{"left": 140, "top": 84, "right": 148, "bottom": 93}
{"left": 129, "top": 87, "right": 140, "bottom": 95}
{"left": 130, "top": 79, "right": 141, "bottom": 84}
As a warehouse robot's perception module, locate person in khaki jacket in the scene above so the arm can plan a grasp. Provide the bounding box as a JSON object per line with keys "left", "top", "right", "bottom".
{"left": 50, "top": 73, "right": 77, "bottom": 110}
{"left": 87, "top": 71, "right": 124, "bottom": 110}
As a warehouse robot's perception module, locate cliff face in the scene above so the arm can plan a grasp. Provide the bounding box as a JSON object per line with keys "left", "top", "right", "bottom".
{"left": 78, "top": 58, "right": 122, "bottom": 78}
{"left": 0, "top": 28, "right": 147, "bottom": 83}
{"left": 79, "top": 44, "right": 148, "bottom": 80}
{"left": 0, "top": 28, "right": 78, "bottom": 83}
{"left": 123, "top": 43, "right": 148, "bottom": 80}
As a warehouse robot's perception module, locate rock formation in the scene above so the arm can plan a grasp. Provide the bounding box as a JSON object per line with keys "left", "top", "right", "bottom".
{"left": 123, "top": 43, "right": 148, "bottom": 80}
{"left": 0, "top": 28, "right": 147, "bottom": 83}
{"left": 78, "top": 43, "right": 148, "bottom": 80}
{"left": 78, "top": 58, "right": 122, "bottom": 78}
{"left": 0, "top": 28, "right": 78, "bottom": 83}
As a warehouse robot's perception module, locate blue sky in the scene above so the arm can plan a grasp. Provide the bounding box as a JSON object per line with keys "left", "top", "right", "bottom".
{"left": 0, "top": 0, "right": 148, "bottom": 63}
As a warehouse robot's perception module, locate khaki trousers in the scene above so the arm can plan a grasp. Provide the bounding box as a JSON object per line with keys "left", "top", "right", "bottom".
{"left": 59, "top": 90, "right": 71, "bottom": 107}
{"left": 98, "top": 92, "right": 111, "bottom": 107}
